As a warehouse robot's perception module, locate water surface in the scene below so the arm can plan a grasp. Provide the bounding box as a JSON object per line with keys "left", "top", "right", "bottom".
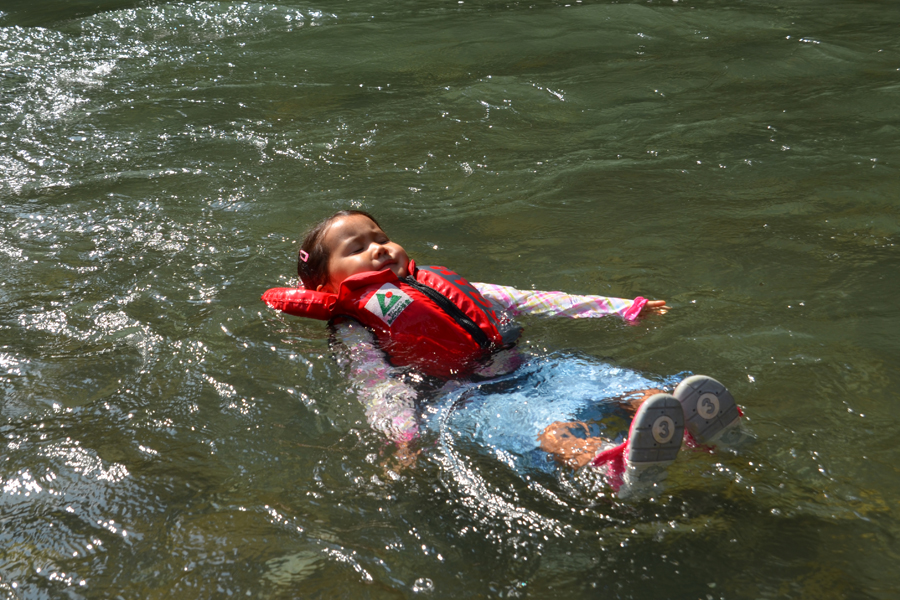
{"left": 1, "top": 0, "right": 899, "bottom": 597}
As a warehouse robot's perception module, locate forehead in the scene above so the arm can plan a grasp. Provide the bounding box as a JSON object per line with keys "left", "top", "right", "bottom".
{"left": 322, "top": 214, "right": 382, "bottom": 247}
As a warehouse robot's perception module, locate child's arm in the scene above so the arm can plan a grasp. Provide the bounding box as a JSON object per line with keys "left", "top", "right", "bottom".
{"left": 333, "top": 320, "right": 419, "bottom": 443}
{"left": 472, "top": 282, "right": 663, "bottom": 321}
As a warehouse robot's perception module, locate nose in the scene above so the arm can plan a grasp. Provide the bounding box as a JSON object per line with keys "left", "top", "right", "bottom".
{"left": 371, "top": 242, "right": 388, "bottom": 257}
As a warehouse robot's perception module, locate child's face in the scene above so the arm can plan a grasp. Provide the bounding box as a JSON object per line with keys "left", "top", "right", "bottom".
{"left": 318, "top": 214, "right": 410, "bottom": 292}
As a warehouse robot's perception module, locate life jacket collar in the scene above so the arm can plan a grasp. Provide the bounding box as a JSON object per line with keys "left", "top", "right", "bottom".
{"left": 336, "top": 260, "right": 417, "bottom": 296}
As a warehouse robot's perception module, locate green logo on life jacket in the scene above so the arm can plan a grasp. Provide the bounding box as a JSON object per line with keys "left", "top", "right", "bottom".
{"left": 364, "top": 283, "right": 412, "bottom": 326}
{"left": 377, "top": 291, "right": 401, "bottom": 314}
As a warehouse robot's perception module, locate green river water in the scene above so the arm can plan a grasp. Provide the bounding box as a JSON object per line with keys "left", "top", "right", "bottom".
{"left": 1, "top": 0, "right": 899, "bottom": 597}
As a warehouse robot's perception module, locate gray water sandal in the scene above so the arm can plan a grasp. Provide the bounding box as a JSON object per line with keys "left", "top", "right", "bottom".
{"left": 620, "top": 393, "right": 685, "bottom": 496}
{"left": 673, "top": 375, "right": 741, "bottom": 446}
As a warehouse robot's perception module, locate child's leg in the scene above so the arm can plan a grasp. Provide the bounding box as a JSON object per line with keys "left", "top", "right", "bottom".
{"left": 538, "top": 387, "right": 676, "bottom": 471}
{"left": 593, "top": 393, "right": 685, "bottom": 496}
{"left": 615, "top": 388, "right": 667, "bottom": 413}
{"left": 540, "top": 394, "right": 685, "bottom": 497}
{"left": 539, "top": 421, "right": 613, "bottom": 469}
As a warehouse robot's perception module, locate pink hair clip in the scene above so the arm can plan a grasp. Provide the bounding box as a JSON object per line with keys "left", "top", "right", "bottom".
{"left": 299, "top": 250, "right": 309, "bottom": 263}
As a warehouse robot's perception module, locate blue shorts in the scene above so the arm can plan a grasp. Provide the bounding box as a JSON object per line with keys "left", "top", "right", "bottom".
{"left": 421, "top": 353, "right": 682, "bottom": 473}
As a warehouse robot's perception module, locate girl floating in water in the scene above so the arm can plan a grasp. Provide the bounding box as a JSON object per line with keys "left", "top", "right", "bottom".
{"left": 263, "top": 210, "right": 743, "bottom": 494}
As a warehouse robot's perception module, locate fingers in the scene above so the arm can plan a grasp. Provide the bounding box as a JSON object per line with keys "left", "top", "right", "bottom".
{"left": 642, "top": 300, "right": 669, "bottom": 315}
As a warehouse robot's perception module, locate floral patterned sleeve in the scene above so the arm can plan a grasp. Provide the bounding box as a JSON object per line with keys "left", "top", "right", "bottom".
{"left": 472, "top": 282, "right": 647, "bottom": 321}
{"left": 333, "top": 320, "right": 419, "bottom": 443}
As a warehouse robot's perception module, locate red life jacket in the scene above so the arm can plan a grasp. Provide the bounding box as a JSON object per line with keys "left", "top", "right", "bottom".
{"left": 261, "top": 261, "right": 521, "bottom": 378}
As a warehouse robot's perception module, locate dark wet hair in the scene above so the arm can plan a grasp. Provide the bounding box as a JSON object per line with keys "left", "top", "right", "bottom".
{"left": 297, "top": 209, "right": 381, "bottom": 290}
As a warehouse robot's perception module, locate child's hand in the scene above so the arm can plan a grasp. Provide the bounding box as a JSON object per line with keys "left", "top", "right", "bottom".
{"left": 641, "top": 300, "right": 668, "bottom": 315}
{"left": 390, "top": 441, "right": 419, "bottom": 470}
